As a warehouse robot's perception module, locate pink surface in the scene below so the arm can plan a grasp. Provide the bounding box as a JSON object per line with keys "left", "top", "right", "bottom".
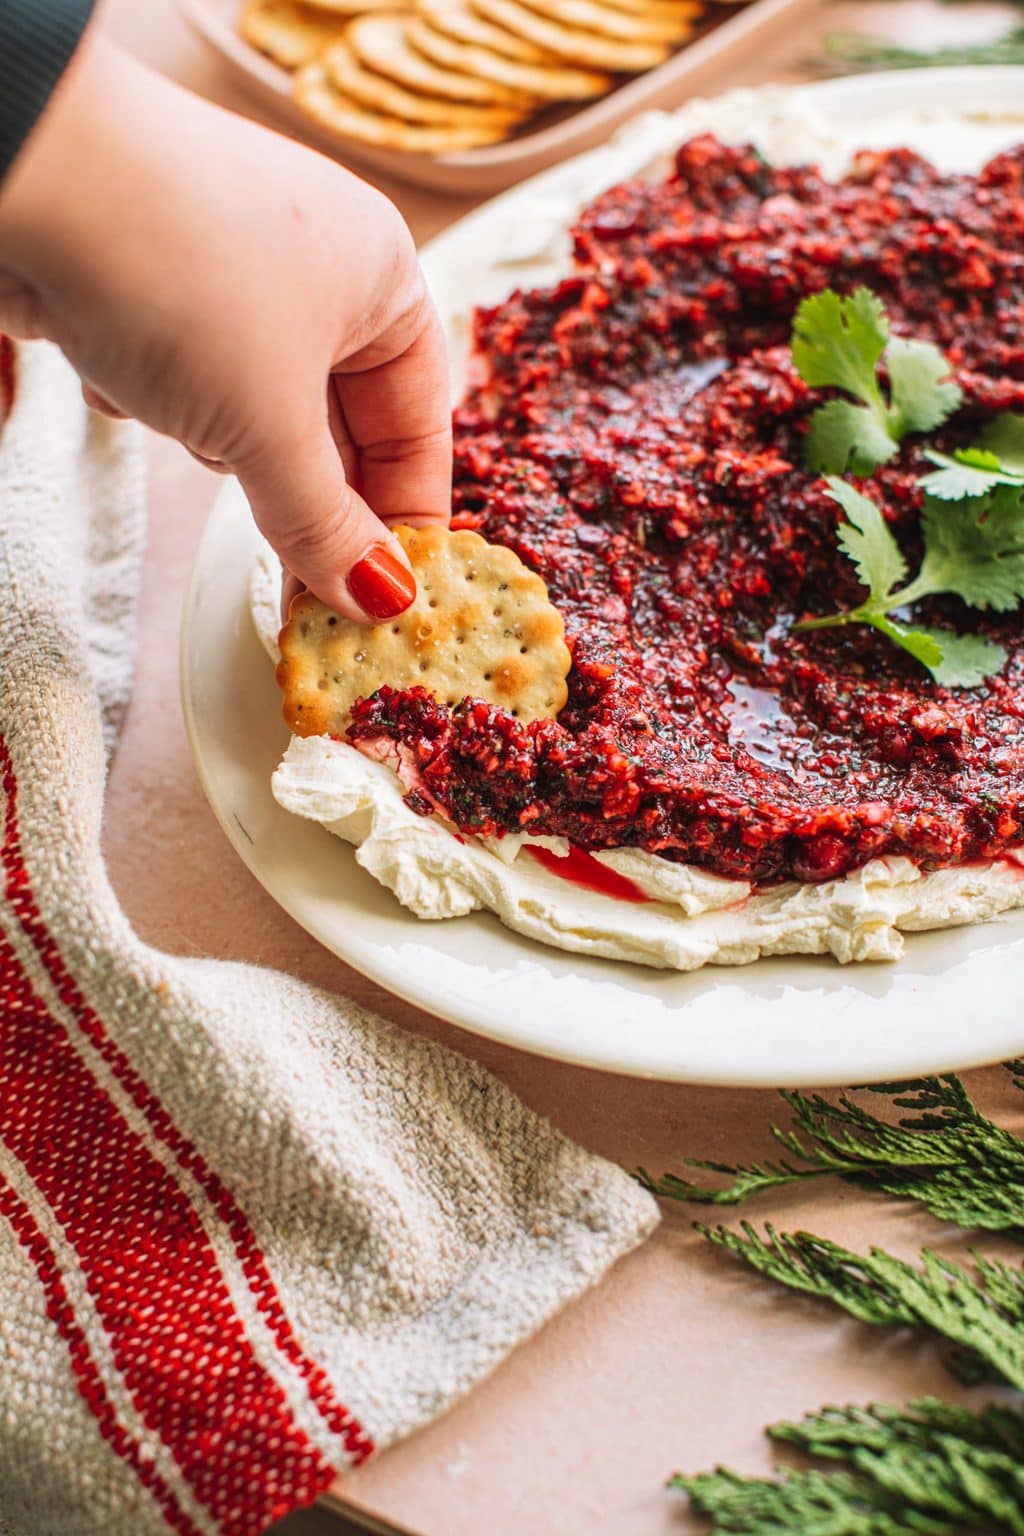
{"left": 96, "top": 4, "right": 1024, "bottom": 1532}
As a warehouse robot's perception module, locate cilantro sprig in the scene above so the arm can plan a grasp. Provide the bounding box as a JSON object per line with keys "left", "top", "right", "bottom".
{"left": 789, "top": 289, "right": 1024, "bottom": 688}
{"left": 792, "top": 287, "right": 962, "bottom": 474}
{"left": 794, "top": 477, "right": 1013, "bottom": 688}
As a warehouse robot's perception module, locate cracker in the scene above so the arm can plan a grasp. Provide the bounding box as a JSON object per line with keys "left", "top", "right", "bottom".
{"left": 406, "top": 15, "right": 611, "bottom": 98}
{"left": 471, "top": 0, "right": 670, "bottom": 67}
{"left": 416, "top": 0, "right": 556, "bottom": 63}
{"left": 239, "top": 0, "right": 347, "bottom": 67}
{"left": 294, "top": 62, "right": 516, "bottom": 148}
{"left": 322, "top": 37, "right": 525, "bottom": 124}
{"left": 348, "top": 13, "right": 534, "bottom": 104}
{"left": 277, "top": 525, "right": 571, "bottom": 735}
{"left": 518, "top": 0, "right": 694, "bottom": 40}
{"left": 585, "top": 0, "right": 701, "bottom": 14}
{"left": 300, "top": 0, "right": 405, "bottom": 9}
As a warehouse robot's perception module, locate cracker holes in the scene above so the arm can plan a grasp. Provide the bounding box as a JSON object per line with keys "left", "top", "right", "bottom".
{"left": 327, "top": 616, "right": 337, "bottom": 627}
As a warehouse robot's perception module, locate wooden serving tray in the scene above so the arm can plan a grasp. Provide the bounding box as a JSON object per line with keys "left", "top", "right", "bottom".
{"left": 176, "top": 0, "right": 822, "bottom": 193}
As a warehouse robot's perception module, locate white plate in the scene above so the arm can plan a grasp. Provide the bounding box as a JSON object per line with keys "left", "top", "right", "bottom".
{"left": 181, "top": 70, "right": 1024, "bottom": 1084}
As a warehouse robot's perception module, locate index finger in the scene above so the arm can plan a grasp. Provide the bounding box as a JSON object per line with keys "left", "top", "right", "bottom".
{"left": 331, "top": 297, "right": 452, "bottom": 528}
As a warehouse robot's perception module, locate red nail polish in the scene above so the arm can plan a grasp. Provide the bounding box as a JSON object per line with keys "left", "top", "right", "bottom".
{"left": 347, "top": 543, "right": 416, "bottom": 619}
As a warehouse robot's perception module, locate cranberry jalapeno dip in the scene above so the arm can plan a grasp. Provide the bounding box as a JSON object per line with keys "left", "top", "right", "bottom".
{"left": 348, "top": 136, "right": 1024, "bottom": 886}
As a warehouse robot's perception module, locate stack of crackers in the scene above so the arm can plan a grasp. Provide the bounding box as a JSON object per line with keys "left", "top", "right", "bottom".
{"left": 239, "top": 0, "right": 716, "bottom": 155}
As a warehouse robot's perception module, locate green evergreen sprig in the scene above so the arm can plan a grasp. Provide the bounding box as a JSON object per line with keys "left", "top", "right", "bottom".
{"left": 699, "top": 1223, "right": 1024, "bottom": 1389}
{"left": 638, "top": 1069, "right": 1024, "bottom": 1238}
{"left": 825, "top": 26, "right": 1024, "bottom": 73}
{"left": 652, "top": 1069, "right": 1024, "bottom": 1533}
{"left": 675, "top": 1399, "right": 1024, "bottom": 1535}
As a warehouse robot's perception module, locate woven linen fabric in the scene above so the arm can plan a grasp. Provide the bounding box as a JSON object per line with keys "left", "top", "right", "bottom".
{"left": 0, "top": 338, "right": 658, "bottom": 1536}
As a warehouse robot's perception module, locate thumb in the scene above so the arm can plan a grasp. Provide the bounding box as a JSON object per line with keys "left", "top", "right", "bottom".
{"left": 237, "top": 415, "right": 416, "bottom": 623}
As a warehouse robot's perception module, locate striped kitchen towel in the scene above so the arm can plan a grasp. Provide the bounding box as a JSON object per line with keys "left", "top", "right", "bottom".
{"left": 0, "top": 338, "right": 657, "bottom": 1536}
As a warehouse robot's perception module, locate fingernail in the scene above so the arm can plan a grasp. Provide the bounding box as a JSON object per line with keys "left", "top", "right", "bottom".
{"left": 347, "top": 542, "right": 416, "bottom": 619}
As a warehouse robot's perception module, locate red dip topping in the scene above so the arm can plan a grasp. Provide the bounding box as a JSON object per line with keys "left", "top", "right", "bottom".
{"left": 349, "top": 136, "right": 1024, "bottom": 884}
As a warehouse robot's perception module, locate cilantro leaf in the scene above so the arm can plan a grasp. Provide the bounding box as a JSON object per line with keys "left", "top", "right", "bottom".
{"left": 826, "top": 477, "right": 906, "bottom": 602}
{"left": 806, "top": 399, "right": 899, "bottom": 476}
{"left": 886, "top": 337, "right": 962, "bottom": 435}
{"left": 919, "top": 448, "right": 1007, "bottom": 501}
{"left": 791, "top": 287, "right": 961, "bottom": 475}
{"left": 980, "top": 411, "right": 1024, "bottom": 471}
{"left": 915, "top": 484, "right": 1024, "bottom": 612}
{"left": 910, "top": 628, "right": 1007, "bottom": 689}
{"left": 792, "top": 287, "right": 889, "bottom": 400}
{"left": 919, "top": 419, "right": 1024, "bottom": 501}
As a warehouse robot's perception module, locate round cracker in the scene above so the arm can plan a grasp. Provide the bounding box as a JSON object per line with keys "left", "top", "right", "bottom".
{"left": 322, "top": 37, "right": 524, "bottom": 124}
{"left": 517, "top": 0, "right": 693, "bottom": 39}
{"left": 348, "top": 13, "right": 534, "bottom": 104}
{"left": 293, "top": 61, "right": 516, "bottom": 148}
{"left": 470, "top": 0, "right": 670, "bottom": 67}
{"left": 238, "top": 0, "right": 346, "bottom": 67}
{"left": 416, "top": 0, "right": 557, "bottom": 62}
{"left": 406, "top": 15, "right": 610, "bottom": 98}
{"left": 278, "top": 525, "right": 571, "bottom": 731}
{"left": 587, "top": 0, "right": 701, "bottom": 13}
{"left": 300, "top": 0, "right": 405, "bottom": 9}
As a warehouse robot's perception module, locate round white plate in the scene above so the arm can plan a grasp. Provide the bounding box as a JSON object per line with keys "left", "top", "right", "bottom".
{"left": 182, "top": 69, "right": 1024, "bottom": 1084}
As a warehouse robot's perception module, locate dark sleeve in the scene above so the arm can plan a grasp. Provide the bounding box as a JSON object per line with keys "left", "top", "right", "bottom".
{"left": 0, "top": 0, "right": 97, "bottom": 182}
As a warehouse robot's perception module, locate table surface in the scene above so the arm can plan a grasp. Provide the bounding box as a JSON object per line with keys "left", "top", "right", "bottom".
{"left": 94, "top": 1, "right": 1024, "bottom": 1532}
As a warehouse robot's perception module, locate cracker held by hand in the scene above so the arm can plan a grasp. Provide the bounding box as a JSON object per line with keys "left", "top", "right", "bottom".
{"left": 277, "top": 525, "right": 571, "bottom": 736}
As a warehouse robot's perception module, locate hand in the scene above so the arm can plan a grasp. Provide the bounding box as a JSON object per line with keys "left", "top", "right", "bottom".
{"left": 0, "top": 33, "right": 451, "bottom": 621}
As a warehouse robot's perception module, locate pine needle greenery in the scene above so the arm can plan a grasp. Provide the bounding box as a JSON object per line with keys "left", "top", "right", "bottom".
{"left": 821, "top": 0, "right": 1024, "bottom": 73}
{"left": 700, "top": 1225, "right": 1024, "bottom": 1388}
{"left": 677, "top": 1399, "right": 1024, "bottom": 1535}
{"left": 638, "top": 1066, "right": 1024, "bottom": 1235}
{"left": 825, "top": 26, "right": 1024, "bottom": 72}
{"left": 647, "top": 1065, "right": 1024, "bottom": 1533}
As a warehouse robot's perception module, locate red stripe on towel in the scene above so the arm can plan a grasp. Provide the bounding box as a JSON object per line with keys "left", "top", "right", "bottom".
{"left": 0, "top": 901, "right": 333, "bottom": 1530}
{"left": 0, "top": 1170, "right": 204, "bottom": 1535}
{"left": 0, "top": 735, "right": 372, "bottom": 1465}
